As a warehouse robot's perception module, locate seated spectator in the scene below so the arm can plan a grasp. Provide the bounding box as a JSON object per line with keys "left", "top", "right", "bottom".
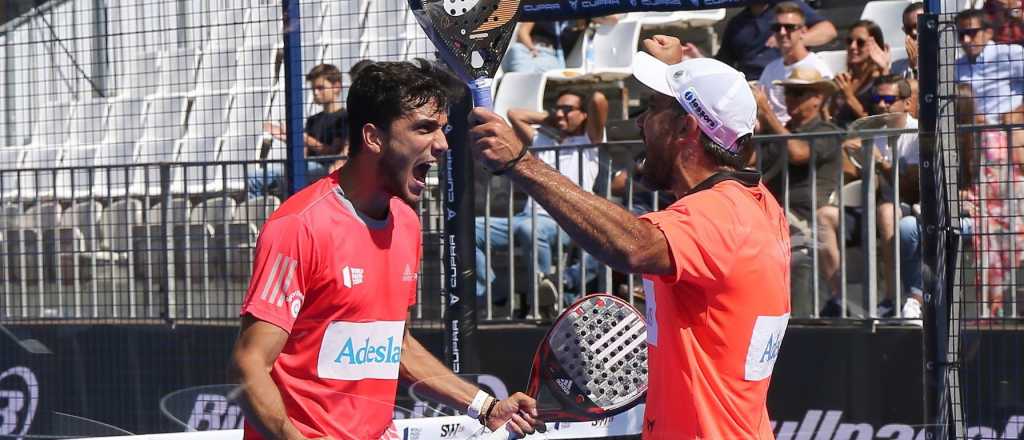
{"left": 819, "top": 75, "right": 920, "bottom": 319}
{"left": 474, "top": 90, "right": 608, "bottom": 317}
{"left": 984, "top": 0, "right": 1024, "bottom": 44}
{"left": 831, "top": 20, "right": 892, "bottom": 128}
{"left": 955, "top": 8, "right": 1024, "bottom": 125}
{"left": 891, "top": 2, "right": 924, "bottom": 79}
{"left": 255, "top": 64, "right": 350, "bottom": 196}
{"left": 757, "top": 1, "right": 835, "bottom": 124}
{"left": 751, "top": 67, "right": 842, "bottom": 316}
{"left": 504, "top": 21, "right": 570, "bottom": 73}
{"left": 709, "top": 0, "right": 836, "bottom": 80}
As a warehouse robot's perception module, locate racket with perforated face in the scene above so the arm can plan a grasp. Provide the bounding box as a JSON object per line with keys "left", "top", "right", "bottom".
{"left": 409, "top": 0, "right": 519, "bottom": 108}
{"left": 526, "top": 294, "right": 648, "bottom": 422}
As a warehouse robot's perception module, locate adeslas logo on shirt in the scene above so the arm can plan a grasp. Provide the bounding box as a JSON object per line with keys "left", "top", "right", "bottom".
{"left": 333, "top": 336, "right": 402, "bottom": 366}
{"left": 317, "top": 320, "right": 406, "bottom": 381}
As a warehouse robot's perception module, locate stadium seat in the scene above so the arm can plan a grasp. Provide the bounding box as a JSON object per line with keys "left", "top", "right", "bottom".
{"left": 105, "top": 97, "right": 146, "bottom": 144}
{"left": 56, "top": 202, "right": 104, "bottom": 283}
{"left": 140, "top": 96, "right": 189, "bottom": 141}
{"left": 121, "top": 50, "right": 162, "bottom": 98}
{"left": 235, "top": 44, "right": 280, "bottom": 92}
{"left": 196, "top": 47, "right": 239, "bottom": 93}
{"left": 219, "top": 134, "right": 268, "bottom": 194}
{"left": 552, "top": 21, "right": 641, "bottom": 81}
{"left": 172, "top": 137, "right": 225, "bottom": 196}
{"left": 244, "top": 5, "right": 283, "bottom": 47}
{"left": 190, "top": 196, "right": 238, "bottom": 225}
{"left": 493, "top": 72, "right": 548, "bottom": 124}
{"left": 55, "top": 146, "right": 99, "bottom": 201}
{"left": 129, "top": 140, "right": 180, "bottom": 197}
{"left": 187, "top": 93, "right": 231, "bottom": 139}
{"left": 6, "top": 202, "right": 62, "bottom": 284}
{"left": 226, "top": 90, "right": 274, "bottom": 137}
{"left": 68, "top": 99, "right": 111, "bottom": 147}
{"left": 159, "top": 48, "right": 201, "bottom": 96}
{"left": 860, "top": 0, "right": 912, "bottom": 50}
{"left": 236, "top": 195, "right": 281, "bottom": 231}
{"left": 132, "top": 198, "right": 191, "bottom": 283}
{"left": 98, "top": 199, "right": 144, "bottom": 259}
{"left": 323, "top": 0, "right": 368, "bottom": 43}
{"left": 20, "top": 146, "right": 65, "bottom": 201}
{"left": 621, "top": 9, "right": 727, "bottom": 28}
{"left": 208, "top": 6, "right": 248, "bottom": 48}
{"left": 0, "top": 148, "right": 26, "bottom": 202}
{"left": 30, "top": 101, "right": 73, "bottom": 147}
{"left": 91, "top": 142, "right": 138, "bottom": 200}
{"left": 816, "top": 50, "right": 848, "bottom": 75}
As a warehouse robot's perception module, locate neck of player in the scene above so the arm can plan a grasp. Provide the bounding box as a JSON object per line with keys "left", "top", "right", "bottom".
{"left": 337, "top": 156, "right": 392, "bottom": 220}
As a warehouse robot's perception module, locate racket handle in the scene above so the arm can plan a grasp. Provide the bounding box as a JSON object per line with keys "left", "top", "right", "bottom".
{"left": 470, "top": 77, "right": 493, "bottom": 110}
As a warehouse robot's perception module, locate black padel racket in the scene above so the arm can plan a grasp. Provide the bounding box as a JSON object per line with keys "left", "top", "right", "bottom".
{"left": 409, "top": 0, "right": 520, "bottom": 108}
{"left": 527, "top": 294, "right": 648, "bottom": 422}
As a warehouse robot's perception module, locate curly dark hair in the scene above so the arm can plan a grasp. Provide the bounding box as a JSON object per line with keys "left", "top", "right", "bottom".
{"left": 346, "top": 59, "right": 463, "bottom": 157}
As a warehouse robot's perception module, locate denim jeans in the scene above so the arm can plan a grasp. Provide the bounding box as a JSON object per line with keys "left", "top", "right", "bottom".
{"left": 502, "top": 43, "right": 565, "bottom": 74}
{"left": 475, "top": 212, "right": 562, "bottom": 300}
{"left": 247, "top": 161, "right": 327, "bottom": 198}
{"left": 899, "top": 215, "right": 974, "bottom": 295}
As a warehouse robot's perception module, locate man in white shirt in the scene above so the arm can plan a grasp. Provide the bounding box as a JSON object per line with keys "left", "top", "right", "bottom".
{"left": 475, "top": 90, "right": 607, "bottom": 317}
{"left": 757, "top": 1, "right": 835, "bottom": 125}
{"left": 954, "top": 8, "right": 1024, "bottom": 124}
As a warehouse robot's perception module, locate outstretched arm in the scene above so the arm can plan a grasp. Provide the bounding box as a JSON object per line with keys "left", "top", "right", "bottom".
{"left": 469, "top": 109, "right": 673, "bottom": 276}
{"left": 399, "top": 326, "right": 541, "bottom": 435}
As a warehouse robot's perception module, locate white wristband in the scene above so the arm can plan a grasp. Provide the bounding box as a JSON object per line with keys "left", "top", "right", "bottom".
{"left": 467, "top": 390, "right": 491, "bottom": 419}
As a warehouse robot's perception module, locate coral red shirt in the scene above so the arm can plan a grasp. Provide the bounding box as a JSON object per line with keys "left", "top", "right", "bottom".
{"left": 638, "top": 173, "right": 791, "bottom": 440}
{"left": 240, "top": 172, "right": 421, "bottom": 440}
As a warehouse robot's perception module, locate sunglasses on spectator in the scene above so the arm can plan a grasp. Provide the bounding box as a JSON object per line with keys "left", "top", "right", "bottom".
{"left": 958, "top": 27, "right": 985, "bottom": 38}
{"left": 551, "top": 105, "right": 581, "bottom": 115}
{"left": 871, "top": 94, "right": 903, "bottom": 104}
{"left": 845, "top": 37, "right": 870, "bottom": 47}
{"left": 770, "top": 23, "right": 803, "bottom": 33}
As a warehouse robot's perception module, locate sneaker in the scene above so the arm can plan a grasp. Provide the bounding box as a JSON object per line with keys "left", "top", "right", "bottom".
{"left": 902, "top": 297, "right": 923, "bottom": 326}
{"left": 877, "top": 298, "right": 896, "bottom": 318}
{"left": 820, "top": 297, "right": 842, "bottom": 317}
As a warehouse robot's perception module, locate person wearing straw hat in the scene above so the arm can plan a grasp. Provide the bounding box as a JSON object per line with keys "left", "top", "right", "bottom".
{"left": 752, "top": 66, "right": 842, "bottom": 318}
{"left": 470, "top": 35, "right": 791, "bottom": 440}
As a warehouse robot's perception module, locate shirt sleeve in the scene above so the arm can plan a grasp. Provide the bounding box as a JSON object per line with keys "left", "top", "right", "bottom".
{"left": 640, "top": 203, "right": 736, "bottom": 286}
{"left": 239, "top": 215, "right": 315, "bottom": 333}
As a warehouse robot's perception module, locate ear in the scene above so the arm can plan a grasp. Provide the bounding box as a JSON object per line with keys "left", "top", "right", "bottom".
{"left": 676, "top": 112, "right": 701, "bottom": 145}
{"left": 361, "top": 123, "right": 385, "bottom": 155}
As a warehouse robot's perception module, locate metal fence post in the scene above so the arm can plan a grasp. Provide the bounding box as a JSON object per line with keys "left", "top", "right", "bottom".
{"left": 282, "top": 0, "right": 306, "bottom": 195}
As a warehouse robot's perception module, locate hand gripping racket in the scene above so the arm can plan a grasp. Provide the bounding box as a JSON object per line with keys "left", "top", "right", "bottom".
{"left": 409, "top": 0, "right": 520, "bottom": 108}
{"left": 527, "top": 294, "right": 648, "bottom": 422}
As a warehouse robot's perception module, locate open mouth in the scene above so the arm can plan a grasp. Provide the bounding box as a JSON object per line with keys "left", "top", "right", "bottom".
{"left": 411, "top": 162, "right": 433, "bottom": 187}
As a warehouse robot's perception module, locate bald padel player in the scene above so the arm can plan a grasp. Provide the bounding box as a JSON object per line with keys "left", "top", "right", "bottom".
{"left": 230, "top": 60, "right": 541, "bottom": 440}
{"left": 469, "top": 36, "right": 791, "bottom": 439}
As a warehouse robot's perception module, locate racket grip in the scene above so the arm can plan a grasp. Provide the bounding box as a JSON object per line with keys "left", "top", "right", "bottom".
{"left": 470, "top": 77, "right": 493, "bottom": 109}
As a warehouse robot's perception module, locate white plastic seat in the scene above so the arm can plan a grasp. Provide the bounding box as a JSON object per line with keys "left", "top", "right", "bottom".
{"left": 208, "top": 6, "right": 248, "bottom": 48}
{"left": 244, "top": 5, "right": 283, "bottom": 47}
{"left": 55, "top": 146, "right": 99, "bottom": 200}
{"left": 141, "top": 96, "right": 189, "bottom": 141}
{"left": 190, "top": 197, "right": 238, "bottom": 224}
{"left": 219, "top": 134, "right": 265, "bottom": 194}
{"left": 550, "top": 21, "right": 641, "bottom": 81}
{"left": 816, "top": 50, "right": 848, "bottom": 75}
{"left": 235, "top": 44, "right": 279, "bottom": 92}
{"left": 0, "top": 148, "right": 25, "bottom": 202}
{"left": 365, "top": 0, "right": 409, "bottom": 38}
{"left": 197, "top": 47, "right": 239, "bottom": 93}
{"left": 100, "top": 199, "right": 144, "bottom": 253}
{"left": 159, "top": 48, "right": 201, "bottom": 96}
{"left": 323, "top": 0, "right": 369, "bottom": 43}
{"left": 91, "top": 142, "right": 137, "bottom": 199}
{"left": 172, "top": 137, "right": 225, "bottom": 196}
{"left": 129, "top": 140, "right": 180, "bottom": 197}
{"left": 860, "top": 0, "right": 913, "bottom": 50}
{"left": 493, "top": 72, "right": 548, "bottom": 125}
{"left": 622, "top": 9, "right": 727, "bottom": 28}
{"left": 187, "top": 93, "right": 231, "bottom": 139}
{"left": 121, "top": 50, "right": 162, "bottom": 98}
{"left": 20, "top": 146, "right": 64, "bottom": 201}
{"left": 30, "top": 101, "right": 73, "bottom": 146}
{"left": 227, "top": 90, "right": 274, "bottom": 136}
{"left": 68, "top": 99, "right": 110, "bottom": 146}
{"left": 236, "top": 195, "right": 282, "bottom": 231}
{"left": 105, "top": 97, "right": 146, "bottom": 144}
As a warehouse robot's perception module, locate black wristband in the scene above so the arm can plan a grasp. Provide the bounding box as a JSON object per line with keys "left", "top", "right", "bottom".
{"left": 492, "top": 147, "right": 529, "bottom": 176}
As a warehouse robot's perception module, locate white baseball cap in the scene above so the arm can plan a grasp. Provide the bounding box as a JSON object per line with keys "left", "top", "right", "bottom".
{"left": 631, "top": 52, "right": 756, "bottom": 154}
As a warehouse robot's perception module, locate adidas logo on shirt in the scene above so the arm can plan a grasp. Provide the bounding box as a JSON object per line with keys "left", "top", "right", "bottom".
{"left": 402, "top": 264, "right": 417, "bottom": 282}
{"left": 342, "top": 266, "right": 364, "bottom": 288}
{"left": 556, "top": 378, "right": 573, "bottom": 395}
{"left": 261, "top": 254, "right": 299, "bottom": 309}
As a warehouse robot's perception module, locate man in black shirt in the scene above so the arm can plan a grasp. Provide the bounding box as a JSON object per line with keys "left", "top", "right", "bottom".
{"left": 303, "top": 64, "right": 348, "bottom": 178}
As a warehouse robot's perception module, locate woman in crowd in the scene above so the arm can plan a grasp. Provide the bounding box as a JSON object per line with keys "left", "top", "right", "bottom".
{"left": 831, "top": 20, "right": 891, "bottom": 127}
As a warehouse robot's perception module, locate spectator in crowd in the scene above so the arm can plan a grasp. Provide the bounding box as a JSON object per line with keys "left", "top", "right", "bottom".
{"left": 907, "top": 77, "right": 920, "bottom": 118}
{"left": 757, "top": 1, "right": 835, "bottom": 125}
{"left": 709, "top": 0, "right": 836, "bottom": 80}
{"left": 752, "top": 67, "right": 842, "bottom": 317}
{"left": 984, "top": 0, "right": 1024, "bottom": 44}
{"left": 957, "top": 83, "right": 1024, "bottom": 318}
{"left": 474, "top": 90, "right": 607, "bottom": 317}
{"left": 831, "top": 20, "right": 891, "bottom": 128}
{"left": 819, "top": 75, "right": 920, "bottom": 319}
{"left": 891, "top": 2, "right": 924, "bottom": 79}
{"left": 504, "top": 18, "right": 619, "bottom": 74}
{"left": 256, "top": 64, "right": 350, "bottom": 196}
{"left": 955, "top": 8, "right": 1024, "bottom": 125}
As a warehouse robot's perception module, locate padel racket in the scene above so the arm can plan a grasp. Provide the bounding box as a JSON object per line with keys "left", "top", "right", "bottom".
{"left": 526, "top": 294, "right": 648, "bottom": 422}
{"left": 409, "top": 0, "right": 520, "bottom": 108}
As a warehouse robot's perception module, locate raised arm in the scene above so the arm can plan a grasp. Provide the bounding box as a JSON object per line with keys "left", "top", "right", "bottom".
{"left": 469, "top": 109, "right": 673, "bottom": 275}
{"left": 587, "top": 91, "right": 609, "bottom": 143}
{"left": 507, "top": 108, "right": 548, "bottom": 146}
{"left": 804, "top": 19, "right": 838, "bottom": 47}
{"left": 398, "top": 326, "right": 540, "bottom": 436}
{"left": 230, "top": 316, "right": 315, "bottom": 440}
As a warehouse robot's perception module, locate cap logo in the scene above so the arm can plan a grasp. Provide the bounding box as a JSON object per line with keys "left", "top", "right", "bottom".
{"left": 681, "top": 88, "right": 721, "bottom": 131}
